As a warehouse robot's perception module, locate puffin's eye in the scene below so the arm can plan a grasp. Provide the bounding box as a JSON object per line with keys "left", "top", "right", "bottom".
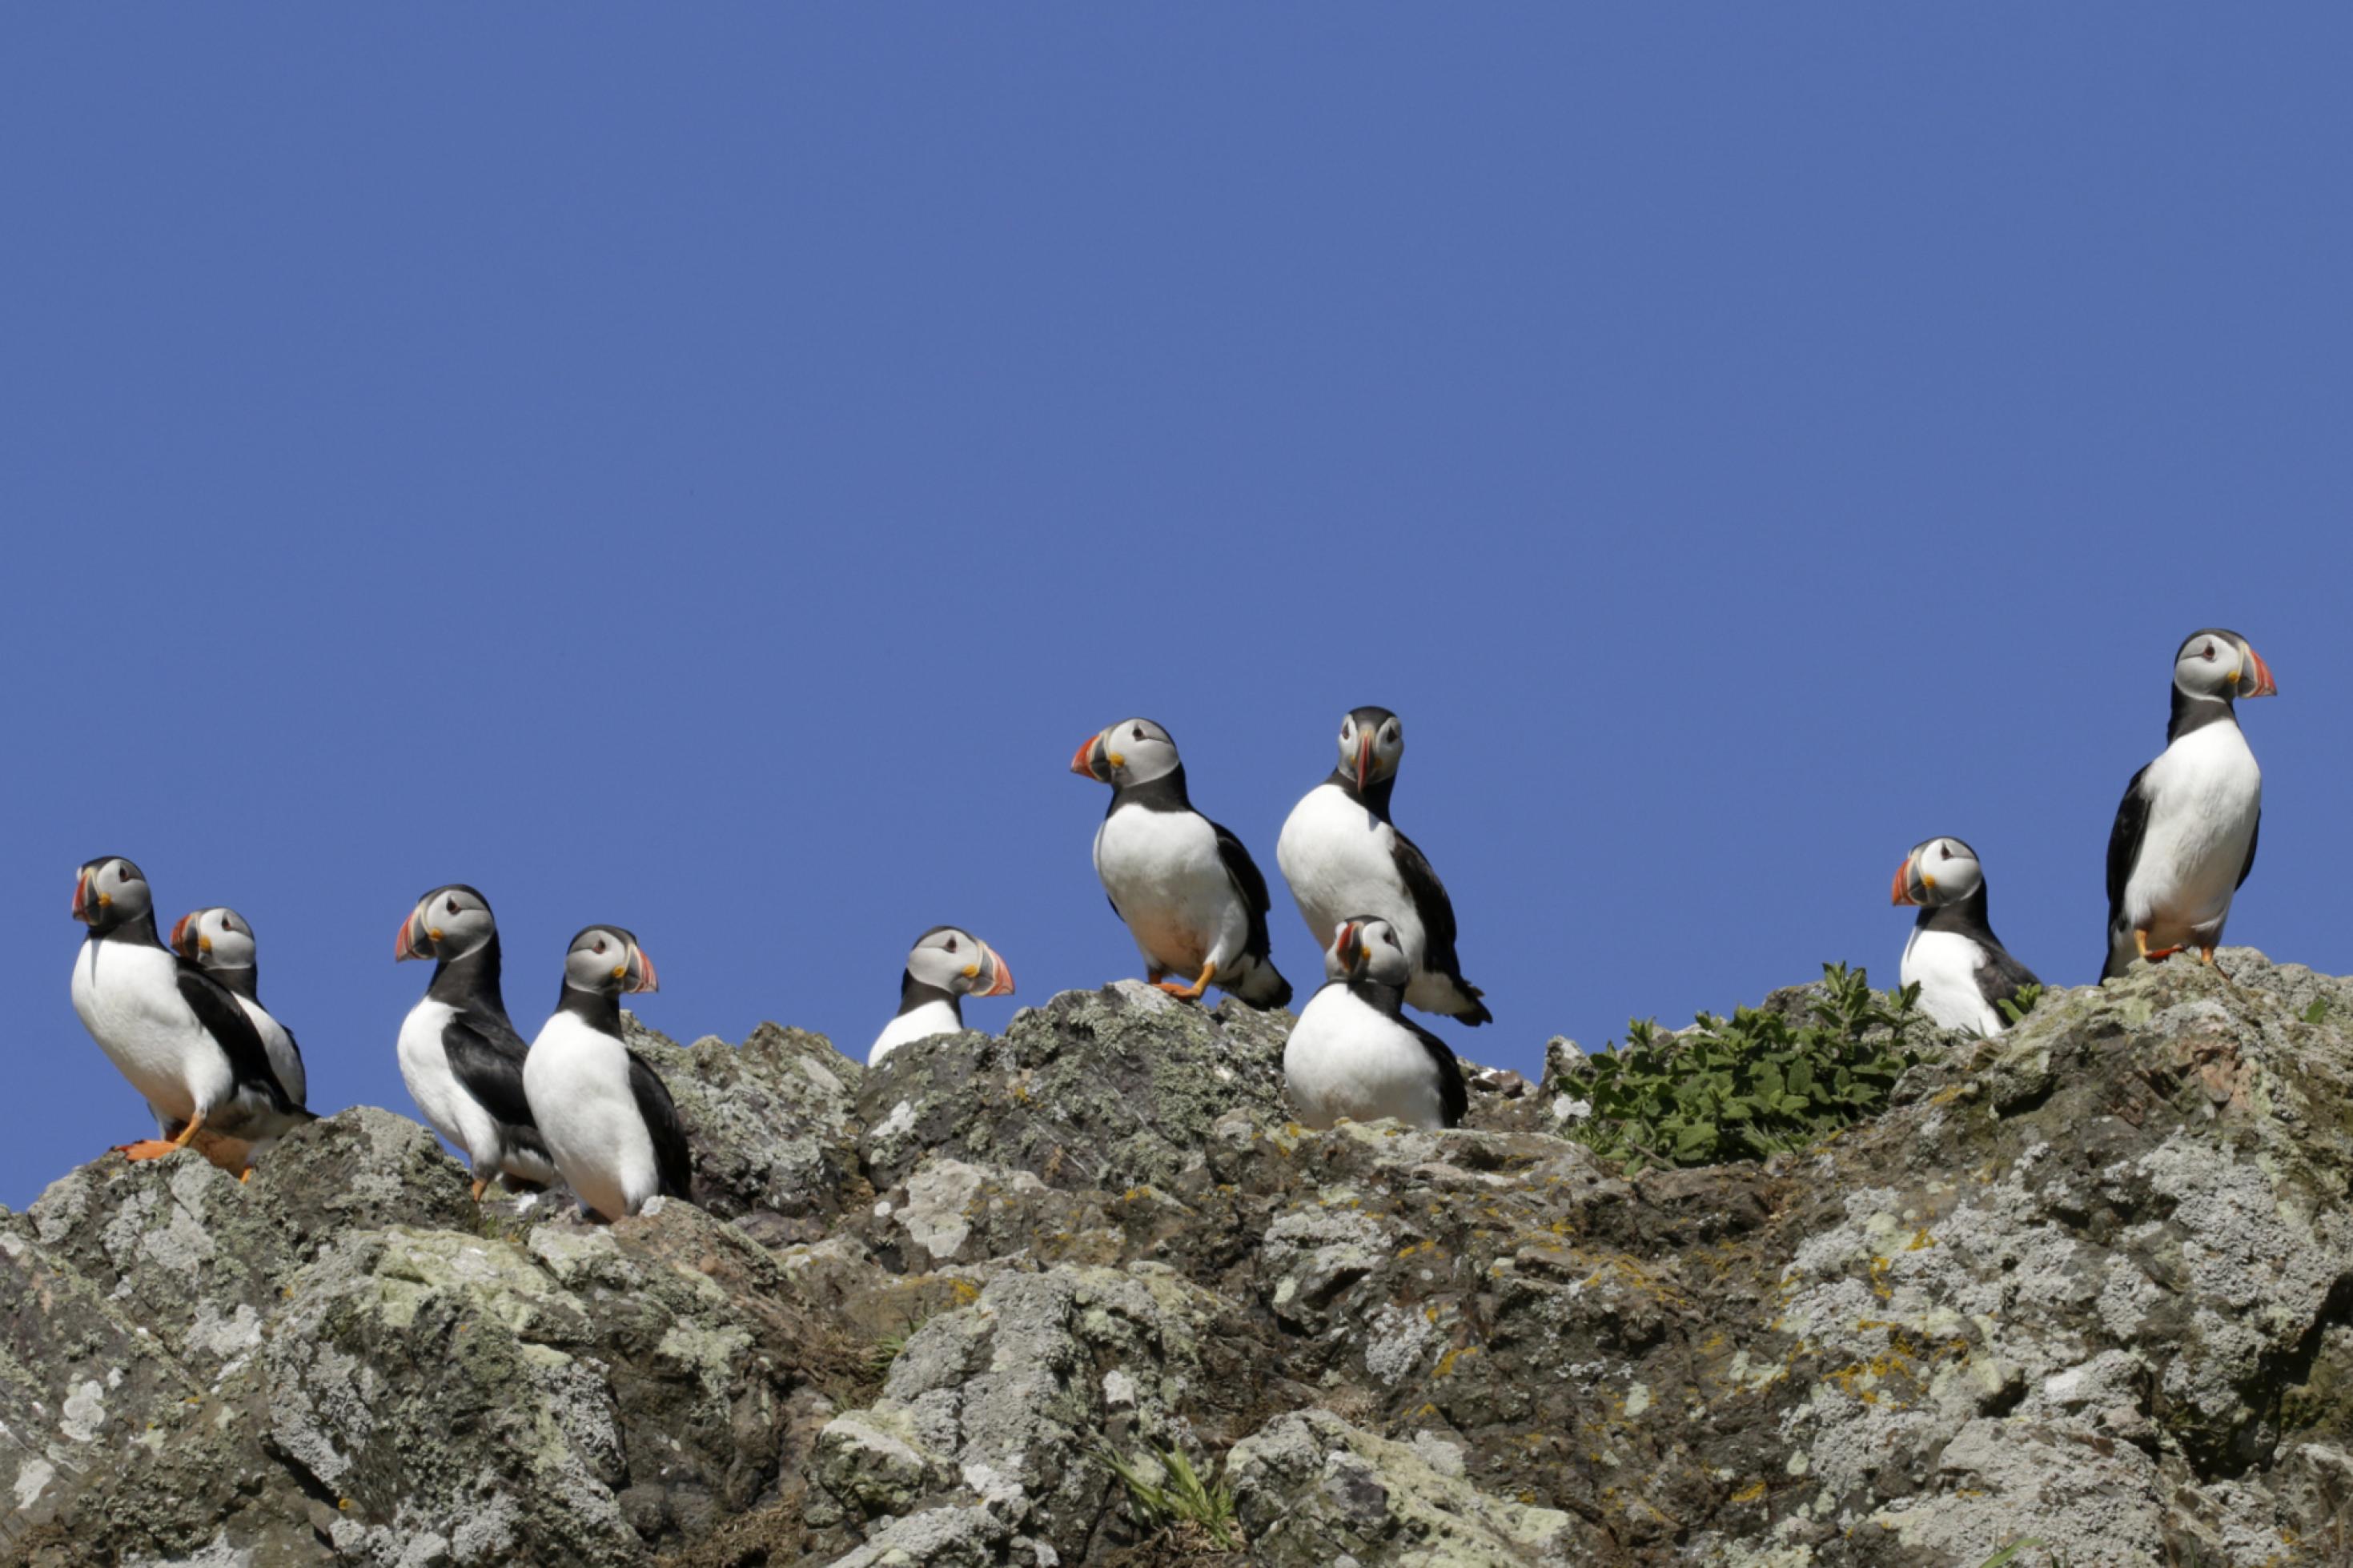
{"left": 2201, "top": 642, "right": 2216, "bottom": 660}
{"left": 1940, "top": 845, "right": 1953, "bottom": 860}
{"left": 446, "top": 897, "right": 460, "bottom": 915}
{"left": 1132, "top": 724, "right": 1145, "bottom": 741}
{"left": 592, "top": 939, "right": 608, "bottom": 953}
{"left": 945, "top": 937, "right": 958, "bottom": 952}
{"left": 118, "top": 867, "right": 131, "bottom": 881}
{"left": 1384, "top": 930, "right": 1400, "bottom": 948}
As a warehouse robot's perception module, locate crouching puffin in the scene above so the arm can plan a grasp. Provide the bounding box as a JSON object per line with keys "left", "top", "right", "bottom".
{"left": 521, "top": 925, "right": 692, "bottom": 1221}
{"left": 1070, "top": 718, "right": 1291, "bottom": 1008}
{"left": 1276, "top": 706, "right": 1491, "bottom": 1025}
{"left": 395, "top": 885, "right": 556, "bottom": 1200}
{"left": 172, "top": 907, "right": 307, "bottom": 1109}
{"left": 867, "top": 926, "right": 1015, "bottom": 1065}
{"left": 2102, "top": 628, "right": 2278, "bottom": 980}
{"left": 1889, "top": 837, "right": 2042, "bottom": 1035}
{"left": 1283, "top": 916, "right": 1467, "bottom": 1130}
{"left": 70, "top": 856, "right": 311, "bottom": 1165}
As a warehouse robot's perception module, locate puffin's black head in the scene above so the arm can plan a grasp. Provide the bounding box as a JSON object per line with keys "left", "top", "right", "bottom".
{"left": 1890, "top": 836, "right": 1984, "bottom": 908}
{"left": 2172, "top": 628, "right": 2277, "bottom": 704}
{"left": 72, "top": 856, "right": 151, "bottom": 932}
{"left": 396, "top": 884, "right": 497, "bottom": 964}
{"left": 1335, "top": 707, "right": 1402, "bottom": 793}
{"left": 1069, "top": 718, "right": 1180, "bottom": 788}
{"left": 906, "top": 925, "right": 1015, "bottom": 999}
{"left": 1328, "top": 915, "right": 1412, "bottom": 986}
{"left": 171, "top": 906, "right": 255, "bottom": 969}
{"left": 563, "top": 924, "right": 659, "bottom": 997}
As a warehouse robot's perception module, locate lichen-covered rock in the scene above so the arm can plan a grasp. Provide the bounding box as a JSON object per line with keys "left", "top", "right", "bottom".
{"left": 11, "top": 952, "right": 2353, "bottom": 1565}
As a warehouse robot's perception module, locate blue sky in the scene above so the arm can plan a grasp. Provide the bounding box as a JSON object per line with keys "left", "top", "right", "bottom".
{"left": 5, "top": 9, "right": 2346, "bottom": 1206}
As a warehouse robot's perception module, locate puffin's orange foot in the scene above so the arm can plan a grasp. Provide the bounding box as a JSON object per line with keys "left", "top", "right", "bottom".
{"left": 1154, "top": 962, "right": 1216, "bottom": 1002}
{"left": 2142, "top": 944, "right": 2186, "bottom": 964}
{"left": 112, "top": 1140, "right": 184, "bottom": 1162}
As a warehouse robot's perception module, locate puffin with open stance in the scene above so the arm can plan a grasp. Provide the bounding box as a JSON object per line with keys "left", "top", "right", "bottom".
{"left": 1283, "top": 916, "right": 1467, "bottom": 1131}
{"left": 867, "top": 926, "right": 1015, "bottom": 1065}
{"left": 395, "top": 885, "right": 556, "bottom": 1201}
{"left": 1889, "top": 837, "right": 2042, "bottom": 1035}
{"left": 1070, "top": 718, "right": 1292, "bottom": 1009}
{"left": 1277, "top": 706, "right": 1491, "bottom": 1025}
{"left": 2102, "top": 628, "right": 2278, "bottom": 981}
{"left": 522, "top": 924, "right": 692, "bottom": 1221}
{"left": 69, "top": 856, "right": 310, "bottom": 1166}
{"left": 172, "top": 907, "right": 307, "bottom": 1112}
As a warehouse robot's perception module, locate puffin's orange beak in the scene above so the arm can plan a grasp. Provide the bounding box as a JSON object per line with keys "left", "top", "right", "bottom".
{"left": 171, "top": 913, "right": 195, "bottom": 956}
{"left": 1070, "top": 733, "right": 1110, "bottom": 781}
{"left": 71, "top": 871, "right": 90, "bottom": 924}
{"left": 1890, "top": 860, "right": 1918, "bottom": 906}
{"left": 395, "top": 908, "right": 428, "bottom": 961}
{"left": 2243, "top": 646, "right": 2277, "bottom": 699}
{"left": 1355, "top": 734, "right": 1372, "bottom": 792}
{"left": 625, "top": 943, "right": 660, "bottom": 994}
{"left": 974, "top": 943, "right": 1015, "bottom": 998}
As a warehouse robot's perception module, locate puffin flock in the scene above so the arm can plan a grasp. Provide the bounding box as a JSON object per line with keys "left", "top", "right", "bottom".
{"left": 66, "top": 628, "right": 2276, "bottom": 1220}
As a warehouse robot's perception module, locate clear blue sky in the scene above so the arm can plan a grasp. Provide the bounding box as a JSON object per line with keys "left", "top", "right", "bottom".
{"left": 5, "top": 9, "right": 2346, "bottom": 1207}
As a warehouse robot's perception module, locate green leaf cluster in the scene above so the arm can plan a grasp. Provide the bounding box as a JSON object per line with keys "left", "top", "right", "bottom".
{"left": 1101, "top": 1442, "right": 1240, "bottom": 1550}
{"left": 1555, "top": 963, "right": 1929, "bottom": 1175}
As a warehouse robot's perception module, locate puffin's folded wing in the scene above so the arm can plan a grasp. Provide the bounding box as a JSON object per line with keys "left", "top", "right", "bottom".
{"left": 627, "top": 1050, "right": 694, "bottom": 1201}
{"left": 1404, "top": 1017, "right": 1469, "bottom": 1129}
{"left": 1390, "top": 827, "right": 1465, "bottom": 974}
{"left": 175, "top": 964, "right": 292, "bottom": 1111}
{"left": 2238, "top": 809, "right": 2260, "bottom": 890}
{"left": 442, "top": 1016, "right": 538, "bottom": 1131}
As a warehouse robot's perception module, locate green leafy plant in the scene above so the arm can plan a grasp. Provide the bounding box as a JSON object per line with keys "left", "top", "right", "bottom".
{"left": 1102, "top": 1442, "right": 1240, "bottom": 1551}
{"left": 866, "top": 1309, "right": 935, "bottom": 1379}
{"left": 1555, "top": 964, "right": 1929, "bottom": 1174}
{"left": 1997, "top": 984, "right": 2044, "bottom": 1026}
{"left": 2303, "top": 997, "right": 2335, "bottom": 1026}
{"left": 1975, "top": 1542, "right": 2042, "bottom": 1568}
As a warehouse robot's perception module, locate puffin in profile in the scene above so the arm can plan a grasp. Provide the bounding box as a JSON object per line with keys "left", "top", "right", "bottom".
{"left": 395, "top": 885, "right": 556, "bottom": 1200}
{"left": 1070, "top": 718, "right": 1292, "bottom": 1009}
{"left": 521, "top": 924, "right": 692, "bottom": 1221}
{"left": 2102, "top": 628, "right": 2278, "bottom": 980}
{"left": 1889, "top": 837, "right": 2042, "bottom": 1035}
{"left": 1283, "top": 916, "right": 1467, "bottom": 1131}
{"left": 867, "top": 926, "right": 1015, "bottom": 1065}
{"left": 70, "top": 856, "right": 310, "bottom": 1164}
{"left": 1275, "top": 706, "right": 1491, "bottom": 1025}
{"left": 171, "top": 907, "right": 307, "bottom": 1110}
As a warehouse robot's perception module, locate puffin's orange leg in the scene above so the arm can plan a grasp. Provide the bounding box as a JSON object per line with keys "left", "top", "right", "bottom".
{"left": 470, "top": 1177, "right": 490, "bottom": 1203}
{"left": 115, "top": 1111, "right": 210, "bottom": 1162}
{"left": 1155, "top": 962, "right": 1216, "bottom": 1002}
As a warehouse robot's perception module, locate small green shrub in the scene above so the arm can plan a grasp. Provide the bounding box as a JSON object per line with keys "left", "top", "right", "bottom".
{"left": 1997, "top": 984, "right": 2043, "bottom": 1026}
{"left": 2303, "top": 997, "right": 2334, "bottom": 1026}
{"left": 1102, "top": 1442, "right": 1240, "bottom": 1550}
{"left": 1555, "top": 963, "right": 1929, "bottom": 1175}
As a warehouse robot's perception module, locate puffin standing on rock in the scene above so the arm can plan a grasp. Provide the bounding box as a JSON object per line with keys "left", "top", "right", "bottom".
{"left": 1283, "top": 916, "right": 1467, "bottom": 1131}
{"left": 171, "top": 906, "right": 308, "bottom": 1109}
{"left": 395, "top": 885, "right": 556, "bottom": 1200}
{"left": 1070, "top": 718, "right": 1292, "bottom": 1009}
{"left": 2102, "top": 628, "right": 2278, "bottom": 981}
{"left": 1276, "top": 706, "right": 1491, "bottom": 1025}
{"left": 522, "top": 925, "right": 692, "bottom": 1221}
{"left": 69, "top": 856, "right": 311, "bottom": 1165}
{"left": 1889, "top": 837, "right": 2041, "bottom": 1035}
{"left": 867, "top": 926, "right": 1015, "bottom": 1065}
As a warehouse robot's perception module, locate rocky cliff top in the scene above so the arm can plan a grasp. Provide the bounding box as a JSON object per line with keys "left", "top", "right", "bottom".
{"left": 7, "top": 954, "right": 2353, "bottom": 1567}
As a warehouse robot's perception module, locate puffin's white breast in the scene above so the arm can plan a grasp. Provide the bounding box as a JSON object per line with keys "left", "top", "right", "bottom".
{"left": 1283, "top": 985, "right": 1449, "bottom": 1131}
{"left": 1094, "top": 804, "right": 1239, "bottom": 972}
{"left": 1900, "top": 928, "right": 2002, "bottom": 1037}
{"left": 398, "top": 998, "right": 496, "bottom": 1160}
{"left": 71, "top": 940, "right": 232, "bottom": 1121}
{"left": 2127, "top": 722, "right": 2263, "bottom": 936}
{"left": 869, "top": 998, "right": 962, "bottom": 1065}
{"left": 524, "top": 1011, "right": 658, "bottom": 1220}
{"left": 1276, "top": 784, "right": 1422, "bottom": 961}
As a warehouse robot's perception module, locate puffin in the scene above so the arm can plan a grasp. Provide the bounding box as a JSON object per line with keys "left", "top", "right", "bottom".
{"left": 867, "top": 926, "right": 1015, "bottom": 1065}
{"left": 1889, "top": 837, "right": 2042, "bottom": 1035}
{"left": 394, "top": 884, "right": 556, "bottom": 1200}
{"left": 1070, "top": 718, "right": 1292, "bottom": 1008}
{"left": 1283, "top": 916, "right": 1468, "bottom": 1131}
{"left": 171, "top": 907, "right": 307, "bottom": 1109}
{"left": 2102, "top": 628, "right": 2278, "bottom": 981}
{"left": 69, "top": 856, "right": 310, "bottom": 1163}
{"left": 520, "top": 924, "right": 692, "bottom": 1221}
{"left": 1275, "top": 706, "right": 1491, "bottom": 1025}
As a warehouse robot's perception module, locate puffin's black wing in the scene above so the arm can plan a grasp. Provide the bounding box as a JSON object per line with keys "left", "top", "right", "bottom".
{"left": 274, "top": 1024, "right": 309, "bottom": 1105}
{"left": 627, "top": 1050, "right": 694, "bottom": 1200}
{"left": 440, "top": 1014, "right": 538, "bottom": 1132}
{"left": 1402, "top": 1017, "right": 1470, "bottom": 1129}
{"left": 1207, "top": 816, "right": 1275, "bottom": 946}
{"left": 1388, "top": 826, "right": 1491, "bottom": 1025}
{"left": 175, "top": 964, "right": 291, "bottom": 1111}
{"left": 2102, "top": 764, "right": 2154, "bottom": 976}
{"left": 2238, "top": 809, "right": 2260, "bottom": 889}
{"left": 1973, "top": 942, "right": 2043, "bottom": 1015}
